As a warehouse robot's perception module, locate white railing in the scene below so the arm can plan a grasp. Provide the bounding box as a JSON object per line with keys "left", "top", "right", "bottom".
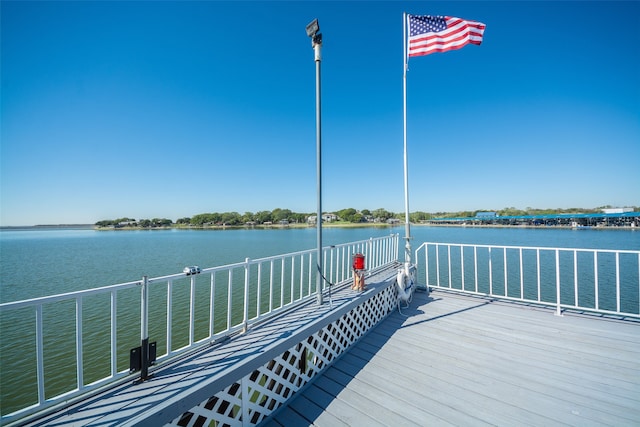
{"left": 0, "top": 234, "right": 399, "bottom": 423}
{"left": 415, "top": 242, "right": 640, "bottom": 318}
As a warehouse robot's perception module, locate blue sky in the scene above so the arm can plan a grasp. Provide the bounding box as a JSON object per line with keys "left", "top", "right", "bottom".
{"left": 1, "top": 1, "right": 638, "bottom": 226}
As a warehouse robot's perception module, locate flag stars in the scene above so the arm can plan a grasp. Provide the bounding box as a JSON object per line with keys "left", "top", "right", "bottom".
{"left": 409, "top": 15, "right": 447, "bottom": 36}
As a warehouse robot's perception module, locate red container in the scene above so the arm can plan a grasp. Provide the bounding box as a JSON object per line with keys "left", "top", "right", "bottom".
{"left": 353, "top": 253, "right": 365, "bottom": 270}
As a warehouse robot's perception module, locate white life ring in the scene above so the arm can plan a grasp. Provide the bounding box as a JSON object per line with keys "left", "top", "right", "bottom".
{"left": 396, "top": 265, "right": 414, "bottom": 304}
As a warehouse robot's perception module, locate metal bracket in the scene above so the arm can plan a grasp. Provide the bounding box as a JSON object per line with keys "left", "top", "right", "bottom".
{"left": 129, "top": 341, "right": 157, "bottom": 376}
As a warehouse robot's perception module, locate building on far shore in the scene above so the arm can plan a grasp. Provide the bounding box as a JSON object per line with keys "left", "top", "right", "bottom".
{"left": 602, "top": 207, "right": 634, "bottom": 214}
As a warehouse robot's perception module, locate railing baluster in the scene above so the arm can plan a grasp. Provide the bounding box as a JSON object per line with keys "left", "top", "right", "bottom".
{"left": 308, "top": 253, "right": 313, "bottom": 296}
{"left": 322, "top": 247, "right": 328, "bottom": 290}
{"left": 243, "top": 258, "right": 250, "bottom": 333}
{"left": 447, "top": 244, "right": 452, "bottom": 289}
{"left": 461, "top": 246, "right": 465, "bottom": 291}
{"left": 555, "top": 249, "right": 562, "bottom": 316}
{"left": 424, "top": 244, "right": 429, "bottom": 288}
{"left": 574, "top": 250, "right": 579, "bottom": 307}
{"left": 257, "top": 263, "right": 262, "bottom": 317}
{"left": 594, "top": 252, "right": 599, "bottom": 310}
{"left": 280, "top": 258, "right": 285, "bottom": 307}
{"left": 435, "top": 244, "right": 440, "bottom": 287}
{"left": 536, "top": 249, "right": 541, "bottom": 302}
{"left": 474, "top": 245, "right": 478, "bottom": 293}
{"left": 616, "top": 251, "right": 620, "bottom": 313}
{"left": 36, "top": 304, "right": 45, "bottom": 405}
{"left": 227, "top": 269, "right": 233, "bottom": 332}
{"left": 299, "top": 254, "right": 304, "bottom": 299}
{"left": 210, "top": 273, "right": 216, "bottom": 338}
{"left": 76, "top": 296, "right": 83, "bottom": 391}
{"left": 504, "top": 248, "right": 508, "bottom": 297}
{"left": 269, "top": 259, "right": 274, "bottom": 312}
{"left": 167, "top": 280, "right": 173, "bottom": 354}
{"left": 340, "top": 246, "right": 345, "bottom": 282}
{"left": 290, "top": 256, "right": 295, "bottom": 304}
{"left": 111, "top": 290, "right": 117, "bottom": 377}
{"left": 489, "top": 247, "right": 493, "bottom": 295}
{"left": 328, "top": 248, "right": 337, "bottom": 283}
{"left": 519, "top": 248, "right": 524, "bottom": 299}
{"left": 189, "top": 275, "right": 196, "bottom": 345}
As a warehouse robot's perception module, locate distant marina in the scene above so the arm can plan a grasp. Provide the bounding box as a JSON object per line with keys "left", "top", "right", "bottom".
{"left": 425, "top": 210, "right": 639, "bottom": 228}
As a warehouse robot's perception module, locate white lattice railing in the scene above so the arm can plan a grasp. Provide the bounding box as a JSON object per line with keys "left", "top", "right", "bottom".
{"left": 166, "top": 282, "right": 399, "bottom": 427}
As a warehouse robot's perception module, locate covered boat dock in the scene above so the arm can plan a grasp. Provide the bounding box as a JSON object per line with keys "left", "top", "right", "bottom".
{"left": 427, "top": 211, "right": 640, "bottom": 228}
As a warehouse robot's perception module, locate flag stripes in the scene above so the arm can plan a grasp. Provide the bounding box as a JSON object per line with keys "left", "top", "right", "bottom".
{"left": 408, "top": 15, "right": 485, "bottom": 57}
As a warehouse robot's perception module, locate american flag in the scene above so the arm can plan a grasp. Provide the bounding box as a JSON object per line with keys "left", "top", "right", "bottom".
{"left": 408, "top": 15, "right": 486, "bottom": 57}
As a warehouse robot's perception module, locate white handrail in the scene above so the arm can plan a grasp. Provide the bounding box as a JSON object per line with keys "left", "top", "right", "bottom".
{"left": 415, "top": 242, "right": 640, "bottom": 318}
{"left": 0, "top": 234, "right": 399, "bottom": 422}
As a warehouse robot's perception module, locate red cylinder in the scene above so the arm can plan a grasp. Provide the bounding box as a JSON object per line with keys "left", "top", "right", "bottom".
{"left": 353, "top": 253, "right": 365, "bottom": 270}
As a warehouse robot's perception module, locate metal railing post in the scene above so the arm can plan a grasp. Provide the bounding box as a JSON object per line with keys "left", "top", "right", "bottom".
{"left": 488, "top": 247, "right": 493, "bottom": 295}
{"left": 504, "top": 248, "right": 508, "bottom": 297}
{"left": 35, "top": 305, "right": 45, "bottom": 405}
{"left": 76, "top": 297, "right": 84, "bottom": 392}
{"left": 436, "top": 244, "right": 441, "bottom": 287}
{"left": 140, "top": 275, "right": 150, "bottom": 380}
{"left": 111, "top": 290, "right": 117, "bottom": 378}
{"left": 461, "top": 246, "right": 465, "bottom": 291}
{"left": 555, "top": 250, "right": 562, "bottom": 316}
{"left": 243, "top": 258, "right": 250, "bottom": 333}
{"left": 616, "top": 252, "right": 621, "bottom": 313}
{"left": 474, "top": 245, "right": 478, "bottom": 293}
{"left": 447, "top": 244, "right": 452, "bottom": 289}
{"left": 189, "top": 275, "right": 196, "bottom": 345}
{"left": 574, "top": 250, "right": 579, "bottom": 307}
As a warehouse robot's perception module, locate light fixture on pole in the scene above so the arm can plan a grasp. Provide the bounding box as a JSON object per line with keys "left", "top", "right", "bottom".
{"left": 306, "top": 18, "right": 323, "bottom": 305}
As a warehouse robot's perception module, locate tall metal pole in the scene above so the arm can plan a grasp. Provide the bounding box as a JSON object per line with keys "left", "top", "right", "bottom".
{"left": 313, "top": 30, "right": 323, "bottom": 305}
{"left": 403, "top": 12, "right": 411, "bottom": 266}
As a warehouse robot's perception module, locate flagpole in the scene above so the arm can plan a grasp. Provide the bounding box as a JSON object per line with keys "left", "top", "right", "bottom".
{"left": 402, "top": 12, "right": 411, "bottom": 266}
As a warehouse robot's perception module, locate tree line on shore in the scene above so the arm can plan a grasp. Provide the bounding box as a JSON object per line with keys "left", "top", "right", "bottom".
{"left": 94, "top": 208, "right": 397, "bottom": 228}
{"left": 94, "top": 205, "right": 633, "bottom": 228}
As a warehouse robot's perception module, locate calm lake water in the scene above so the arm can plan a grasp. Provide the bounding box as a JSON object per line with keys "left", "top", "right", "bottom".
{"left": 1, "top": 225, "right": 639, "bottom": 303}
{"left": 0, "top": 225, "right": 638, "bottom": 417}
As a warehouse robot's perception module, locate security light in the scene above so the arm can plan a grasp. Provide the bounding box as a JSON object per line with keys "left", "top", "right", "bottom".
{"left": 305, "top": 19, "right": 319, "bottom": 38}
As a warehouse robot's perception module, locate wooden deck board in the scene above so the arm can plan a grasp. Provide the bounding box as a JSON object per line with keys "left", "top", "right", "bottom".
{"left": 268, "top": 289, "right": 640, "bottom": 426}
{"left": 372, "top": 315, "right": 638, "bottom": 396}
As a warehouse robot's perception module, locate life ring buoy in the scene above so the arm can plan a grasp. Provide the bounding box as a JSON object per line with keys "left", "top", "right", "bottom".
{"left": 396, "top": 265, "right": 414, "bottom": 305}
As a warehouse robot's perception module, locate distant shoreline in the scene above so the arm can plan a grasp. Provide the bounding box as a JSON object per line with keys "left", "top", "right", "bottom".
{"left": 0, "top": 223, "right": 640, "bottom": 231}
{"left": 0, "top": 224, "right": 94, "bottom": 230}
{"left": 2, "top": 222, "right": 637, "bottom": 231}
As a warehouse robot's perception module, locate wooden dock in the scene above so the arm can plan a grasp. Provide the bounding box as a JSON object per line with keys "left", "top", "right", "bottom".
{"left": 265, "top": 289, "right": 640, "bottom": 426}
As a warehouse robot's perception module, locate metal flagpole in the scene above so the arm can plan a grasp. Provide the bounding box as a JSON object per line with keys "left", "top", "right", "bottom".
{"left": 404, "top": 13, "right": 428, "bottom": 293}
{"left": 306, "top": 19, "right": 324, "bottom": 305}
{"left": 403, "top": 12, "right": 411, "bottom": 266}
